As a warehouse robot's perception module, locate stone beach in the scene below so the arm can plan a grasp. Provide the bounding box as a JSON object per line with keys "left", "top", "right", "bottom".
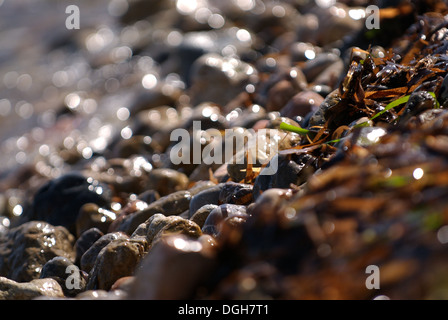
{"left": 1, "top": 0, "right": 448, "bottom": 300}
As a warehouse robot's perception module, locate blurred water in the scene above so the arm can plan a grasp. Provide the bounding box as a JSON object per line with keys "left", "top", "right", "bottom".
{"left": 0, "top": 0, "right": 114, "bottom": 175}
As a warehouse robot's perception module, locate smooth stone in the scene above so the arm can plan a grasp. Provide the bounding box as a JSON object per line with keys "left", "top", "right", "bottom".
{"left": 188, "top": 53, "right": 257, "bottom": 107}
{"left": 188, "top": 183, "right": 224, "bottom": 217}
{"left": 21, "top": 173, "right": 111, "bottom": 236}
{"left": 219, "top": 189, "right": 314, "bottom": 276}
{"left": 83, "top": 156, "right": 153, "bottom": 195}
{"left": 40, "top": 256, "right": 86, "bottom": 297}
{"left": 301, "top": 53, "right": 342, "bottom": 83}
{"left": 128, "top": 235, "right": 217, "bottom": 299}
{"left": 280, "top": 90, "right": 324, "bottom": 119}
{"left": 190, "top": 204, "right": 218, "bottom": 229}
{"left": 218, "top": 181, "right": 253, "bottom": 206}
{"left": 86, "top": 238, "right": 147, "bottom": 291}
{"left": 145, "top": 168, "right": 190, "bottom": 196}
{"left": 110, "top": 135, "right": 162, "bottom": 159}
{"left": 0, "top": 221, "right": 75, "bottom": 282}
{"left": 187, "top": 180, "right": 217, "bottom": 196}
{"left": 265, "top": 79, "right": 300, "bottom": 112}
{"left": 137, "top": 189, "right": 160, "bottom": 204}
{"left": 308, "top": 88, "right": 342, "bottom": 128}
{"left": 202, "top": 204, "right": 248, "bottom": 237}
{"left": 0, "top": 277, "right": 64, "bottom": 300}
{"left": 132, "top": 213, "right": 202, "bottom": 246}
{"left": 74, "top": 228, "right": 104, "bottom": 266}
{"left": 253, "top": 153, "right": 317, "bottom": 199}
{"left": 76, "top": 203, "right": 116, "bottom": 238}
{"left": 398, "top": 91, "right": 437, "bottom": 125}
{"left": 116, "top": 190, "right": 192, "bottom": 235}
{"left": 80, "top": 232, "right": 129, "bottom": 274}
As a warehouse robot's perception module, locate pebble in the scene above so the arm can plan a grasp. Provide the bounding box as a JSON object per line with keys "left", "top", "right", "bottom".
{"left": 190, "top": 204, "right": 218, "bottom": 229}
{"left": 40, "top": 256, "right": 86, "bottom": 297}
{"left": 74, "top": 228, "right": 104, "bottom": 266}
{"left": 128, "top": 235, "right": 217, "bottom": 299}
{"left": 83, "top": 156, "right": 153, "bottom": 195}
{"left": 188, "top": 53, "right": 258, "bottom": 107}
{"left": 189, "top": 183, "right": 224, "bottom": 215}
{"left": 0, "top": 276, "right": 64, "bottom": 300}
{"left": 280, "top": 90, "right": 324, "bottom": 120}
{"left": 132, "top": 213, "right": 202, "bottom": 246}
{"left": 20, "top": 173, "right": 112, "bottom": 236}
{"left": 80, "top": 232, "right": 129, "bottom": 274}
{"left": 202, "top": 204, "right": 248, "bottom": 237}
{"left": 253, "top": 153, "right": 317, "bottom": 199}
{"left": 218, "top": 181, "right": 253, "bottom": 205}
{"left": 86, "top": 238, "right": 147, "bottom": 291}
{"left": 145, "top": 168, "right": 190, "bottom": 196}
{"left": 0, "top": 221, "right": 75, "bottom": 282}
{"left": 115, "top": 190, "right": 192, "bottom": 235}
{"left": 76, "top": 203, "right": 116, "bottom": 238}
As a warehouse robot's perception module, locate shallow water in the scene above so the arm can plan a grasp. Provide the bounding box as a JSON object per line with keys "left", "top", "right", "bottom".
{"left": 0, "top": 1, "right": 120, "bottom": 175}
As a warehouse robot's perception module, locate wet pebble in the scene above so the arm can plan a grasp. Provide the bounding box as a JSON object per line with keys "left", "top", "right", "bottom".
{"left": 74, "top": 228, "right": 104, "bottom": 266}
{"left": 202, "top": 204, "right": 248, "bottom": 237}
{"left": 218, "top": 181, "right": 253, "bottom": 205}
{"left": 83, "top": 156, "right": 153, "bottom": 195}
{"left": 80, "top": 232, "right": 129, "bottom": 274}
{"left": 132, "top": 213, "right": 202, "bottom": 246}
{"left": 21, "top": 173, "right": 112, "bottom": 236}
{"left": 145, "top": 168, "right": 190, "bottom": 197}
{"left": 308, "top": 88, "right": 342, "bottom": 128}
{"left": 86, "top": 238, "right": 147, "bottom": 291}
{"left": 188, "top": 53, "right": 258, "bottom": 106}
{"left": 0, "top": 276, "right": 64, "bottom": 300}
{"left": 265, "top": 79, "right": 300, "bottom": 112}
{"left": 76, "top": 203, "right": 116, "bottom": 238}
{"left": 110, "top": 135, "right": 163, "bottom": 159}
{"left": 115, "top": 190, "right": 192, "bottom": 235}
{"left": 253, "top": 153, "right": 317, "bottom": 199}
{"left": 0, "top": 221, "right": 75, "bottom": 282}
{"left": 128, "top": 234, "right": 217, "bottom": 299}
{"left": 40, "top": 256, "right": 86, "bottom": 297}
{"left": 190, "top": 204, "right": 218, "bottom": 229}
{"left": 189, "top": 183, "right": 224, "bottom": 217}
{"left": 399, "top": 91, "right": 437, "bottom": 125}
{"left": 280, "top": 90, "right": 324, "bottom": 120}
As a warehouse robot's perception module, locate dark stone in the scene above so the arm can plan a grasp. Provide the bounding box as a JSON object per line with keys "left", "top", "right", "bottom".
{"left": 253, "top": 153, "right": 317, "bottom": 200}
{"left": 22, "top": 173, "right": 111, "bottom": 236}
{"left": 0, "top": 221, "right": 75, "bottom": 282}
{"left": 116, "top": 190, "right": 192, "bottom": 235}
{"left": 218, "top": 181, "right": 253, "bottom": 206}
{"left": 74, "top": 228, "right": 104, "bottom": 266}
{"left": 40, "top": 256, "right": 86, "bottom": 297}
{"left": 202, "top": 204, "right": 248, "bottom": 237}
{"left": 80, "top": 232, "right": 129, "bottom": 273}
{"left": 189, "top": 184, "right": 224, "bottom": 217}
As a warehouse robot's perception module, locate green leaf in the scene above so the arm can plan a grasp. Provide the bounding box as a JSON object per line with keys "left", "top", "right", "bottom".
{"left": 325, "top": 138, "right": 342, "bottom": 145}
{"left": 371, "top": 91, "right": 441, "bottom": 120}
{"left": 279, "top": 122, "right": 310, "bottom": 135}
{"left": 371, "top": 94, "right": 411, "bottom": 120}
{"left": 353, "top": 121, "right": 370, "bottom": 128}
